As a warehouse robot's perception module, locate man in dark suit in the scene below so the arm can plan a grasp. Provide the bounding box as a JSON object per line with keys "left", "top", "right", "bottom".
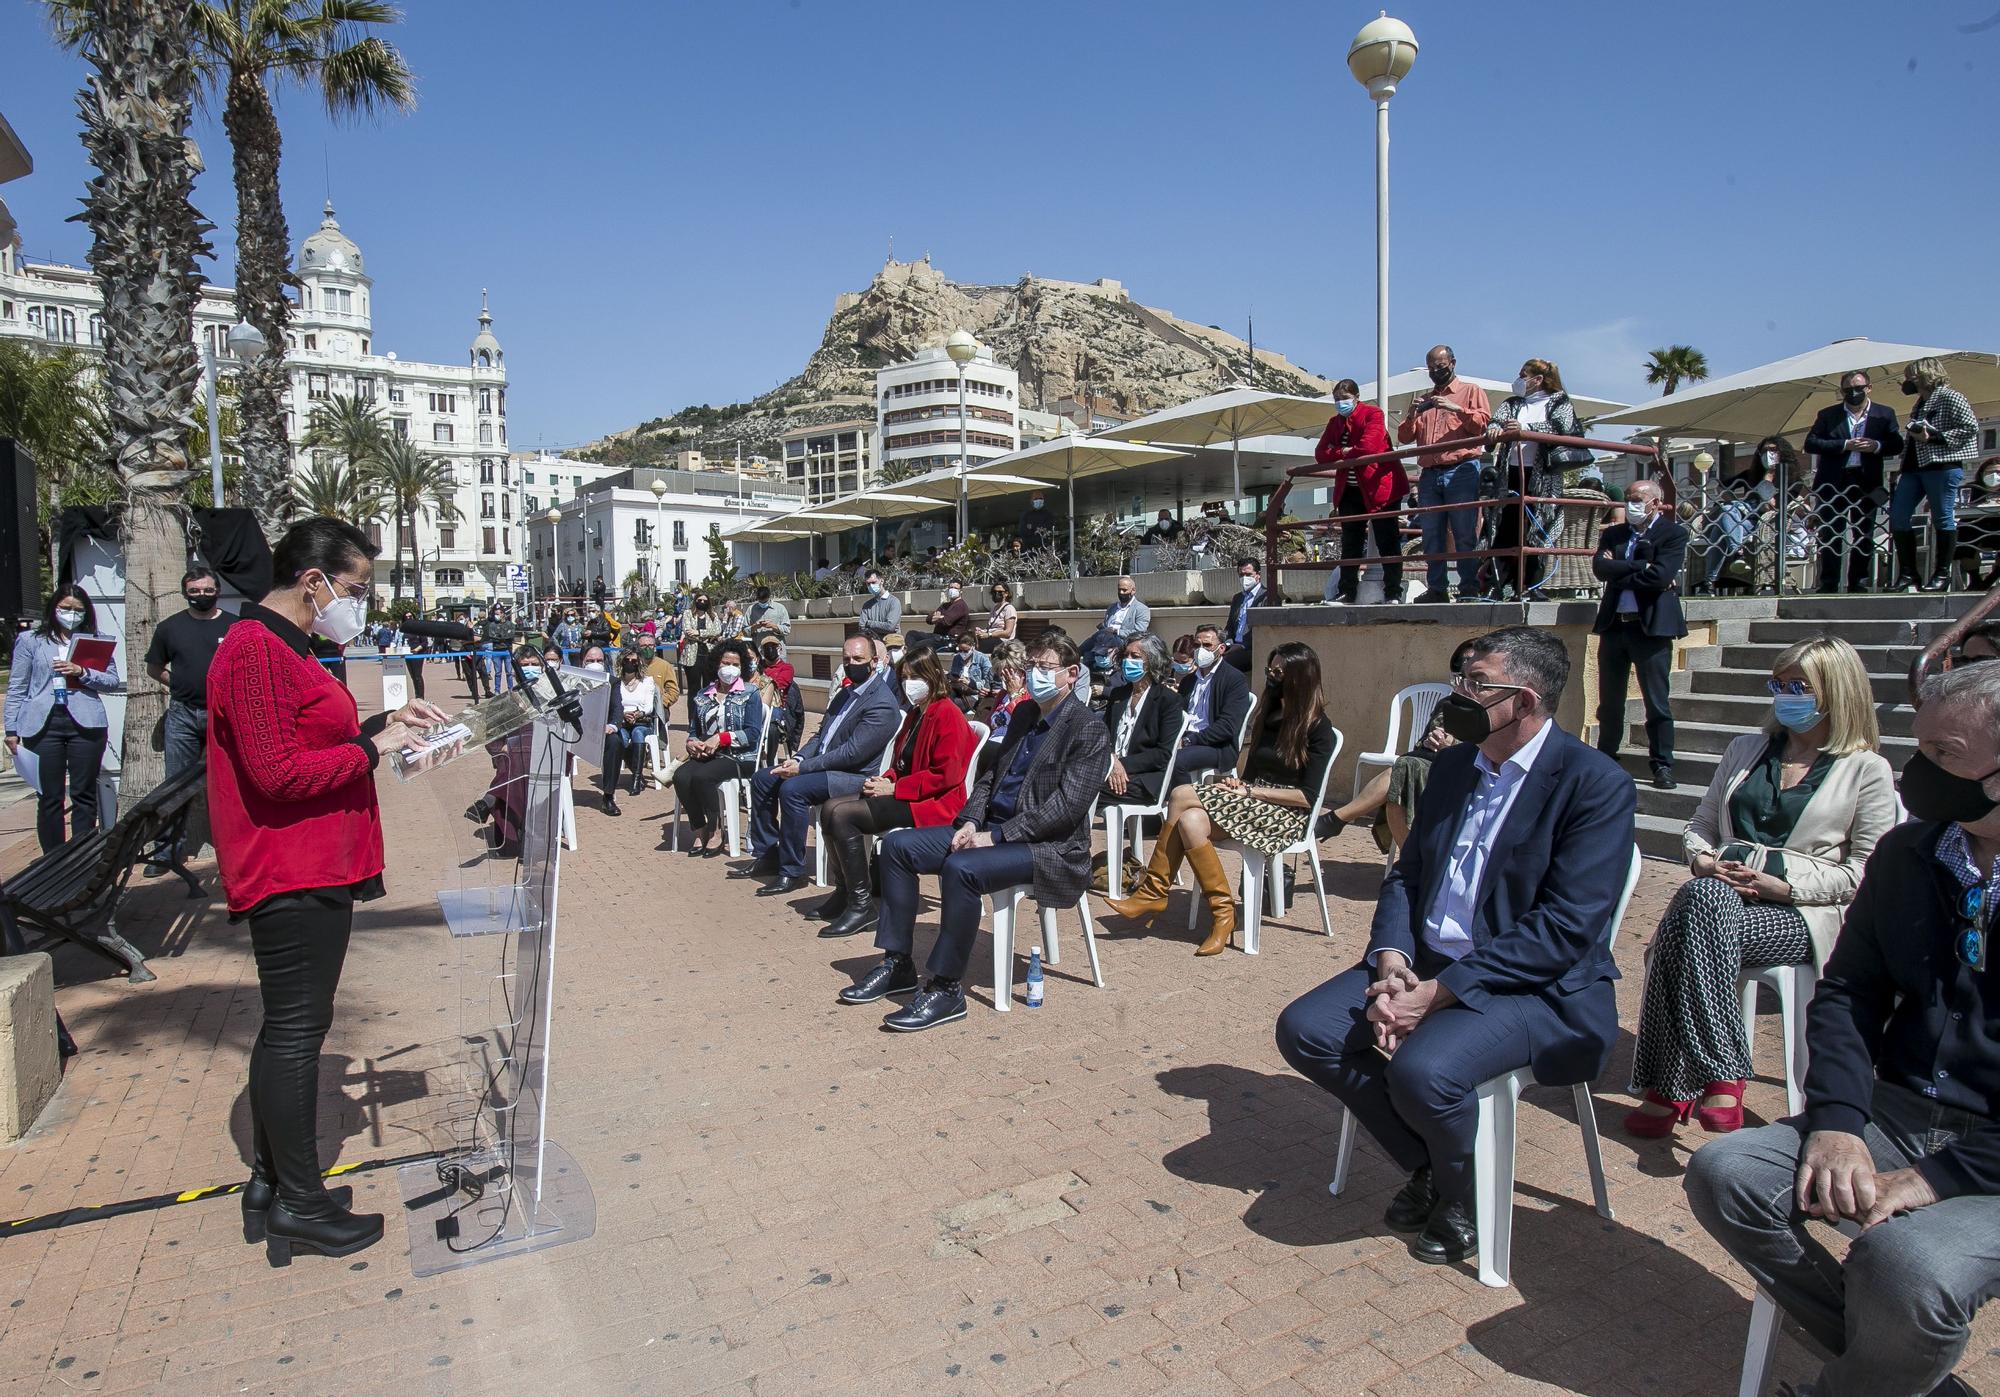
{"left": 1804, "top": 370, "right": 1903, "bottom": 593}
{"left": 1220, "top": 559, "right": 1269, "bottom": 673}
{"left": 1167, "top": 623, "right": 1251, "bottom": 787}
{"left": 1276, "top": 628, "right": 1637, "bottom": 1266}
{"left": 842, "top": 632, "right": 1110, "bottom": 1031}
{"left": 739, "top": 635, "right": 901, "bottom": 895}
{"left": 1591, "top": 478, "right": 1689, "bottom": 790}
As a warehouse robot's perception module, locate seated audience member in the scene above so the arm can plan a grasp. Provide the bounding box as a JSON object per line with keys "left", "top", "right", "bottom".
{"left": 1624, "top": 636, "right": 1897, "bottom": 1138}
{"left": 1081, "top": 576, "right": 1153, "bottom": 673}
{"left": 945, "top": 630, "right": 995, "bottom": 710}
{"left": 1106, "top": 642, "right": 1335, "bottom": 955}
{"left": 1102, "top": 633, "right": 1187, "bottom": 808}
{"left": 1167, "top": 634, "right": 1198, "bottom": 695}
{"left": 1220, "top": 559, "right": 1269, "bottom": 673}
{"left": 640, "top": 641, "right": 681, "bottom": 728}
{"left": 975, "top": 582, "right": 1019, "bottom": 652}
{"left": 1141, "top": 509, "right": 1183, "bottom": 545}
{"left": 1685, "top": 659, "right": 2000, "bottom": 1397}
{"left": 741, "top": 635, "right": 900, "bottom": 894}
{"left": 754, "top": 638, "right": 806, "bottom": 757}
{"left": 978, "top": 641, "right": 1030, "bottom": 740}
{"left": 1035, "top": 624, "right": 1093, "bottom": 705}
{"left": 606, "top": 651, "right": 660, "bottom": 800}
{"left": 670, "top": 640, "right": 766, "bottom": 856}
{"left": 1169, "top": 623, "right": 1252, "bottom": 785}
{"left": 1314, "top": 639, "right": 1478, "bottom": 853}
{"left": 1955, "top": 619, "right": 2000, "bottom": 664}
{"left": 1274, "top": 629, "right": 1637, "bottom": 1266}
{"left": 925, "top": 580, "right": 973, "bottom": 647}
{"left": 816, "top": 649, "right": 979, "bottom": 938}
{"left": 839, "top": 634, "right": 1110, "bottom": 1031}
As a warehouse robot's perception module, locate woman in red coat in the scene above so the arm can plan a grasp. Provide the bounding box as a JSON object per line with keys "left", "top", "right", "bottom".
{"left": 1314, "top": 377, "right": 1408, "bottom": 604}
{"left": 207, "top": 518, "right": 445, "bottom": 1264}
{"left": 816, "top": 648, "right": 977, "bottom": 939}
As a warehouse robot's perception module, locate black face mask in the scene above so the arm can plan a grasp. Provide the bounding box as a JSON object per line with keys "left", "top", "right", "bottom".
{"left": 1898, "top": 751, "right": 2000, "bottom": 825}
{"left": 1434, "top": 690, "right": 1525, "bottom": 745}
{"left": 842, "top": 660, "right": 874, "bottom": 686}
{"left": 185, "top": 594, "right": 218, "bottom": 614}
{"left": 1841, "top": 386, "right": 1867, "bottom": 406}
{"left": 1427, "top": 365, "right": 1454, "bottom": 387}
{"left": 1900, "top": 380, "right": 1919, "bottom": 397}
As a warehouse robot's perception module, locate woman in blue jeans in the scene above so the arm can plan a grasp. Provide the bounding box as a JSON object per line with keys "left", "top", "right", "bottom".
{"left": 1889, "top": 356, "right": 1980, "bottom": 592}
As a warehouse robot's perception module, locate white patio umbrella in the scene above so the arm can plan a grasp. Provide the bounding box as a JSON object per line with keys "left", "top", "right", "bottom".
{"left": 1099, "top": 387, "right": 1340, "bottom": 509}
{"left": 963, "top": 434, "right": 1188, "bottom": 566}
{"left": 1356, "top": 368, "right": 1627, "bottom": 423}
{"left": 1593, "top": 338, "right": 2000, "bottom": 441}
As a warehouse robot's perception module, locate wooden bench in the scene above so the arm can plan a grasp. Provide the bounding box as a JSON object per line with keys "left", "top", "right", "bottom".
{"left": 0, "top": 765, "right": 207, "bottom": 985}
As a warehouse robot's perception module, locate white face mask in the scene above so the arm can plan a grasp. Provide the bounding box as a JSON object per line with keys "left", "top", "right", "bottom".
{"left": 715, "top": 664, "right": 741, "bottom": 685}
{"left": 1193, "top": 645, "right": 1219, "bottom": 670}
{"left": 1762, "top": 450, "right": 1778, "bottom": 467}
{"left": 55, "top": 608, "right": 85, "bottom": 632}
{"left": 308, "top": 577, "right": 368, "bottom": 646}
{"left": 583, "top": 661, "right": 606, "bottom": 674}
{"left": 902, "top": 678, "right": 930, "bottom": 706}
{"left": 888, "top": 648, "right": 904, "bottom": 663}
{"left": 946, "top": 587, "right": 960, "bottom": 600}
{"left": 1625, "top": 501, "right": 1648, "bottom": 525}
{"left": 1240, "top": 576, "right": 1257, "bottom": 593}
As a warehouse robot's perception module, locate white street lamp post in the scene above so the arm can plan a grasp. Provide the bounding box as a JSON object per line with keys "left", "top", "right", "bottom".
{"left": 1347, "top": 14, "right": 1418, "bottom": 418}
{"left": 650, "top": 476, "right": 667, "bottom": 602}
{"left": 946, "top": 329, "right": 978, "bottom": 543}
{"left": 204, "top": 320, "right": 267, "bottom": 504}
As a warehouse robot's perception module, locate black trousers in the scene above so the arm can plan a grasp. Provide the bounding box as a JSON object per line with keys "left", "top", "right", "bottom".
{"left": 403, "top": 654, "right": 426, "bottom": 700}
{"left": 27, "top": 705, "right": 106, "bottom": 854}
{"left": 1815, "top": 480, "right": 1879, "bottom": 589}
{"left": 820, "top": 794, "right": 915, "bottom": 886}
{"left": 1336, "top": 485, "right": 1403, "bottom": 600}
{"left": 246, "top": 887, "right": 354, "bottom": 1208}
{"left": 1596, "top": 621, "right": 1675, "bottom": 767}
{"left": 672, "top": 754, "right": 749, "bottom": 832}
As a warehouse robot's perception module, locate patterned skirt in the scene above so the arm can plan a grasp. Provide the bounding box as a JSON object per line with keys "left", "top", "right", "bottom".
{"left": 1197, "top": 785, "right": 1309, "bottom": 856}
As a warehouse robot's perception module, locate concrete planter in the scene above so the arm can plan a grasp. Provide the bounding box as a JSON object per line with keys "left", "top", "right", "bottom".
{"left": 1019, "top": 580, "right": 1073, "bottom": 611}
{"left": 1198, "top": 568, "right": 1244, "bottom": 606}
{"left": 1071, "top": 576, "right": 1122, "bottom": 611}
{"left": 828, "top": 595, "right": 862, "bottom": 617}
{"left": 1136, "top": 571, "right": 1202, "bottom": 609}
{"left": 905, "top": 588, "right": 943, "bottom": 613}
{"left": 803, "top": 597, "right": 832, "bottom": 618}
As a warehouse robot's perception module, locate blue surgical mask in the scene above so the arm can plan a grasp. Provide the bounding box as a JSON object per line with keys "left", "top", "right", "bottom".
{"left": 520, "top": 666, "right": 544, "bottom": 684}
{"left": 1773, "top": 697, "right": 1824, "bottom": 733}
{"left": 1333, "top": 399, "right": 1355, "bottom": 416}
{"left": 868, "top": 581, "right": 883, "bottom": 595}
{"left": 1173, "top": 660, "right": 1194, "bottom": 675}
{"left": 1121, "top": 657, "right": 1145, "bottom": 681}
{"left": 1025, "top": 667, "right": 1064, "bottom": 702}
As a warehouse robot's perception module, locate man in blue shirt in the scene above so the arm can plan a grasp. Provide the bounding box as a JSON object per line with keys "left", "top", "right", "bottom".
{"left": 842, "top": 634, "right": 1111, "bottom": 1031}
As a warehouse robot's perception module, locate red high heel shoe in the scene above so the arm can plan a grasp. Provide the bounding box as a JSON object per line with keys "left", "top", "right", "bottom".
{"left": 1621, "top": 1091, "right": 1693, "bottom": 1139}
{"left": 1696, "top": 1080, "right": 1747, "bottom": 1133}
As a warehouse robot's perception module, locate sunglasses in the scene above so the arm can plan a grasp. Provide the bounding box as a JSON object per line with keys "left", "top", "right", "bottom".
{"left": 1766, "top": 679, "right": 1815, "bottom": 697}
{"left": 1955, "top": 884, "right": 1990, "bottom": 971}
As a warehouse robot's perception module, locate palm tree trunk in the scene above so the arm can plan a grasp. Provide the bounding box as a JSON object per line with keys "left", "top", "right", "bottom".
{"left": 73, "top": 0, "right": 214, "bottom": 806}
{"left": 221, "top": 66, "right": 292, "bottom": 538}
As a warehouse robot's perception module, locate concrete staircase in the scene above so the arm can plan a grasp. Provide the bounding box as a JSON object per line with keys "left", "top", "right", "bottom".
{"left": 1617, "top": 594, "right": 1966, "bottom": 860}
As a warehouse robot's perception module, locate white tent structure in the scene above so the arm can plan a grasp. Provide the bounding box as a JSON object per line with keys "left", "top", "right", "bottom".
{"left": 961, "top": 434, "right": 1188, "bottom": 565}
{"left": 1356, "top": 368, "right": 1627, "bottom": 423}
{"left": 1100, "top": 388, "right": 1340, "bottom": 508}
{"left": 1594, "top": 338, "right": 2000, "bottom": 441}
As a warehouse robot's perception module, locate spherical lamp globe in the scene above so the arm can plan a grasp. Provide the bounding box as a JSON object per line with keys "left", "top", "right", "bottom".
{"left": 1347, "top": 13, "right": 1418, "bottom": 100}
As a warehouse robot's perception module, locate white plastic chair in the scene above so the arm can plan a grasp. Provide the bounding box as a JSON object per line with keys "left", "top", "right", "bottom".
{"left": 1191, "top": 691, "right": 1258, "bottom": 788}
{"left": 1103, "top": 708, "right": 1194, "bottom": 898}
{"left": 1738, "top": 961, "right": 1815, "bottom": 1118}
{"left": 813, "top": 728, "right": 903, "bottom": 888}
{"left": 988, "top": 754, "right": 1115, "bottom": 1011}
{"left": 1738, "top": 1219, "right": 1857, "bottom": 1397}
{"left": 1352, "top": 682, "right": 1451, "bottom": 800}
{"left": 1186, "top": 727, "right": 1345, "bottom": 954}
{"left": 645, "top": 693, "right": 675, "bottom": 790}
{"left": 1326, "top": 846, "right": 1644, "bottom": 1288}
{"left": 715, "top": 709, "right": 770, "bottom": 858}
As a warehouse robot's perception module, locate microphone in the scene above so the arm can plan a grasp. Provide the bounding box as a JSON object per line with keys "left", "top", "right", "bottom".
{"left": 396, "top": 617, "right": 478, "bottom": 643}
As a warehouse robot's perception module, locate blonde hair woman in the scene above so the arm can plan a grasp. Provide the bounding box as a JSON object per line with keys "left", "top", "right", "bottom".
{"left": 1891, "top": 356, "right": 1981, "bottom": 592}
{"left": 1623, "top": 636, "right": 1898, "bottom": 1138}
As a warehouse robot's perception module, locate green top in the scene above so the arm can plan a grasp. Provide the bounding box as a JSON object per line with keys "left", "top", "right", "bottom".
{"left": 1726, "top": 735, "right": 1834, "bottom": 883}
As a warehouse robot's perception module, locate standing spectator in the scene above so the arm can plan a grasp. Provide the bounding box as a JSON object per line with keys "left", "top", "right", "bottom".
{"left": 1141, "top": 510, "right": 1183, "bottom": 546}
{"left": 459, "top": 612, "right": 492, "bottom": 702}
{"left": 671, "top": 640, "right": 766, "bottom": 856}
{"left": 858, "top": 568, "right": 901, "bottom": 641}
{"left": 551, "top": 609, "right": 582, "bottom": 658}
{"left": 1399, "top": 345, "right": 1492, "bottom": 602}
{"left": 839, "top": 633, "right": 1109, "bottom": 1029}
{"left": 747, "top": 584, "right": 792, "bottom": 641}
{"left": 1805, "top": 370, "right": 1903, "bottom": 593}
{"left": 717, "top": 598, "right": 747, "bottom": 645}
{"left": 573, "top": 645, "right": 624, "bottom": 816}
{"left": 1081, "top": 575, "right": 1152, "bottom": 671}
{"left": 1684, "top": 660, "right": 2000, "bottom": 1397}
{"left": 924, "top": 579, "right": 972, "bottom": 647}
{"left": 1275, "top": 629, "right": 1636, "bottom": 1267}
{"left": 679, "top": 591, "right": 721, "bottom": 691}
{"left": 1699, "top": 442, "right": 1784, "bottom": 593}
{"left": 400, "top": 622, "right": 429, "bottom": 701}
{"left": 1593, "top": 479, "right": 1689, "bottom": 790}
{"left": 1220, "top": 560, "right": 1267, "bottom": 673}
{"left": 1100, "top": 633, "right": 1187, "bottom": 808}
{"left": 1316, "top": 378, "right": 1403, "bottom": 605}
{"left": 1484, "top": 358, "right": 1591, "bottom": 599}
{"left": 1892, "top": 356, "right": 1981, "bottom": 592}
{"left": 142, "top": 567, "right": 239, "bottom": 871}
{"left": 976, "top": 581, "right": 1018, "bottom": 652}
{"left": 4, "top": 586, "right": 119, "bottom": 853}
{"left": 1018, "top": 492, "right": 1058, "bottom": 550}
{"left": 945, "top": 630, "right": 995, "bottom": 709}
{"left": 1623, "top": 637, "right": 1895, "bottom": 1138}
{"left": 1169, "top": 623, "right": 1253, "bottom": 785}
{"left": 481, "top": 606, "right": 518, "bottom": 694}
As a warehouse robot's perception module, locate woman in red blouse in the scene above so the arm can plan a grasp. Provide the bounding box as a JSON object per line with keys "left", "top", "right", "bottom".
{"left": 1314, "top": 377, "right": 1406, "bottom": 604}
{"left": 207, "top": 518, "right": 445, "bottom": 1264}
{"left": 815, "top": 649, "right": 978, "bottom": 939}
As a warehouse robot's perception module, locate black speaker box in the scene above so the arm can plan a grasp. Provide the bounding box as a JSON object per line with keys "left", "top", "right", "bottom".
{"left": 0, "top": 440, "right": 39, "bottom": 622}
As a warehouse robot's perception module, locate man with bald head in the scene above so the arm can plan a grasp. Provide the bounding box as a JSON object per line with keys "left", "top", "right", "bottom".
{"left": 1399, "top": 345, "right": 1491, "bottom": 602}
{"left": 1591, "top": 477, "right": 1688, "bottom": 789}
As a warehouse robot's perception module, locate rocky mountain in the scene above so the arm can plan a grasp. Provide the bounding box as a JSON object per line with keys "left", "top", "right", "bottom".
{"left": 576, "top": 258, "right": 1330, "bottom": 468}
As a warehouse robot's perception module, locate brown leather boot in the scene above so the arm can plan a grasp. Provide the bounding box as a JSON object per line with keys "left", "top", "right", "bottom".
{"left": 1103, "top": 824, "right": 1183, "bottom": 924}
{"left": 1186, "top": 844, "right": 1236, "bottom": 956}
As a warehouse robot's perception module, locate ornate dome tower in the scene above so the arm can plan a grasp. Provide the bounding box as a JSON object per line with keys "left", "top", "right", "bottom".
{"left": 470, "top": 288, "right": 502, "bottom": 369}
{"left": 294, "top": 201, "right": 373, "bottom": 351}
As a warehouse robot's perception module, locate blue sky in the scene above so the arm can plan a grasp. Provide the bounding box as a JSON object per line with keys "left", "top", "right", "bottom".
{"left": 4, "top": 1, "right": 1998, "bottom": 447}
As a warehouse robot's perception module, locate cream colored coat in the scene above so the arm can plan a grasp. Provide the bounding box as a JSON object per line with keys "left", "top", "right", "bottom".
{"left": 1681, "top": 732, "right": 1900, "bottom": 969}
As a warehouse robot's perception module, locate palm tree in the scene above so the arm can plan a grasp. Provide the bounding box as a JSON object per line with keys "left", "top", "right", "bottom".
{"left": 0, "top": 339, "right": 116, "bottom": 571}
{"left": 1643, "top": 345, "right": 1711, "bottom": 396}
{"left": 305, "top": 390, "right": 385, "bottom": 473}
{"left": 288, "top": 457, "right": 386, "bottom": 525}
{"left": 362, "top": 434, "right": 456, "bottom": 606}
{"left": 64, "top": 0, "right": 217, "bottom": 802}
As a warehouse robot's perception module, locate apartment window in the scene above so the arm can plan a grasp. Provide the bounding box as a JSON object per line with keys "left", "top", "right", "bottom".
{"left": 501, "top": 494, "right": 511, "bottom": 520}
{"left": 524, "top": 470, "right": 536, "bottom": 485}
{"left": 435, "top": 568, "right": 464, "bottom": 587}
{"left": 438, "top": 527, "right": 456, "bottom": 549}
{"left": 303, "top": 334, "right": 317, "bottom": 351}
{"left": 479, "top": 388, "right": 493, "bottom": 413}
{"left": 1986, "top": 428, "right": 1998, "bottom": 452}
{"left": 307, "top": 373, "right": 329, "bottom": 400}
{"left": 502, "top": 527, "right": 510, "bottom": 553}
{"left": 388, "top": 385, "right": 405, "bottom": 404}
{"left": 526, "top": 495, "right": 540, "bottom": 513}
{"left": 361, "top": 338, "right": 370, "bottom": 354}
{"left": 672, "top": 520, "right": 686, "bottom": 549}
{"left": 433, "top": 422, "right": 453, "bottom": 443}
{"left": 356, "top": 378, "right": 375, "bottom": 402}
{"left": 428, "top": 392, "right": 456, "bottom": 414}
{"left": 300, "top": 286, "right": 312, "bottom": 309}
{"left": 392, "top": 417, "right": 409, "bottom": 439}
{"left": 326, "top": 287, "right": 352, "bottom": 313}
{"left": 572, "top": 475, "right": 583, "bottom": 488}
{"left": 674, "top": 559, "right": 688, "bottom": 584}
{"left": 482, "top": 527, "right": 496, "bottom": 554}
{"left": 479, "top": 460, "right": 495, "bottom": 484}
{"left": 480, "top": 492, "right": 495, "bottom": 519}
{"left": 479, "top": 423, "right": 494, "bottom": 445}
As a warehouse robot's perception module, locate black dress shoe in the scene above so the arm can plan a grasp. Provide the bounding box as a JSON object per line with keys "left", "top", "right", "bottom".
{"left": 757, "top": 874, "right": 808, "bottom": 896}
{"left": 883, "top": 979, "right": 967, "bottom": 1031}
{"left": 1412, "top": 589, "right": 1450, "bottom": 604}
{"left": 731, "top": 853, "right": 781, "bottom": 879}
{"left": 242, "top": 1179, "right": 351, "bottom": 1243}
{"left": 1650, "top": 765, "right": 1675, "bottom": 790}
{"left": 1410, "top": 1200, "right": 1478, "bottom": 1266}
{"left": 1313, "top": 811, "right": 1347, "bottom": 841}
{"left": 1383, "top": 1166, "right": 1437, "bottom": 1233}
{"left": 262, "top": 1199, "right": 383, "bottom": 1266}
{"left": 838, "top": 954, "right": 918, "bottom": 1004}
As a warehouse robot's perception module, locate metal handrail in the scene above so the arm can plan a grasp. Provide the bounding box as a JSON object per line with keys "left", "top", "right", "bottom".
{"left": 1908, "top": 580, "right": 2000, "bottom": 704}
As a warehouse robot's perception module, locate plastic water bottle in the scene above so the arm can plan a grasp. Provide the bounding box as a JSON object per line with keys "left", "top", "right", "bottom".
{"left": 1025, "top": 948, "right": 1045, "bottom": 1008}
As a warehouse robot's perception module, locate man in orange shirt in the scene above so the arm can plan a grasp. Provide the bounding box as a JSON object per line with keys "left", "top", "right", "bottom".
{"left": 1398, "top": 345, "right": 1492, "bottom": 602}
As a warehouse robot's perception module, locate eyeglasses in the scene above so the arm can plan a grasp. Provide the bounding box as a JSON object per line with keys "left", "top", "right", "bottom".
{"left": 1956, "top": 884, "right": 1990, "bottom": 971}
{"left": 323, "top": 575, "right": 369, "bottom": 600}
{"left": 1025, "top": 662, "right": 1072, "bottom": 678}
{"left": 1449, "top": 672, "right": 1528, "bottom": 699}
{"left": 1767, "top": 679, "right": 1816, "bottom": 697}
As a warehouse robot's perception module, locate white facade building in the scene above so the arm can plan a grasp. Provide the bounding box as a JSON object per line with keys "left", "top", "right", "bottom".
{"left": 0, "top": 202, "right": 514, "bottom": 608}
{"left": 782, "top": 417, "right": 877, "bottom": 505}
{"left": 513, "top": 450, "right": 624, "bottom": 517}
{"left": 875, "top": 344, "right": 1019, "bottom": 484}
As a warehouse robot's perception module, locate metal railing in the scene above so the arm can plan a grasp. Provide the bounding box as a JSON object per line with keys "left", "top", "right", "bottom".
{"left": 1908, "top": 582, "right": 2000, "bottom": 703}
{"left": 1261, "top": 430, "right": 1663, "bottom": 600}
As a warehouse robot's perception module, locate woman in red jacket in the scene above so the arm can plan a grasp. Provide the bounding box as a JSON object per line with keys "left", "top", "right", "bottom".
{"left": 1314, "top": 377, "right": 1407, "bottom": 604}
{"left": 207, "top": 518, "right": 445, "bottom": 1264}
{"left": 816, "top": 648, "right": 977, "bottom": 939}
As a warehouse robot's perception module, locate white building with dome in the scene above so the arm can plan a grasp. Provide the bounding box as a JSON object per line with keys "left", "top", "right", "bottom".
{"left": 0, "top": 201, "right": 518, "bottom": 609}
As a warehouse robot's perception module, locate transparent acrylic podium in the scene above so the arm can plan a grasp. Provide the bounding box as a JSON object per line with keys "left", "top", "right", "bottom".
{"left": 394, "top": 668, "right": 608, "bottom": 1277}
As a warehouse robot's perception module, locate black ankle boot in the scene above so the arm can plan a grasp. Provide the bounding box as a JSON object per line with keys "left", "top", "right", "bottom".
{"left": 1313, "top": 811, "right": 1347, "bottom": 841}
{"left": 1891, "top": 529, "right": 1922, "bottom": 592}
{"left": 262, "top": 1198, "right": 383, "bottom": 1266}
{"left": 1923, "top": 530, "right": 1958, "bottom": 591}
{"left": 243, "top": 1175, "right": 352, "bottom": 1244}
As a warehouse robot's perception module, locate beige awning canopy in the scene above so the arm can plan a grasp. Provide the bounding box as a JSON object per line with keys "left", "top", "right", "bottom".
{"left": 1356, "top": 368, "right": 1627, "bottom": 423}
{"left": 959, "top": 434, "right": 1189, "bottom": 565}
{"left": 1100, "top": 387, "right": 1339, "bottom": 503}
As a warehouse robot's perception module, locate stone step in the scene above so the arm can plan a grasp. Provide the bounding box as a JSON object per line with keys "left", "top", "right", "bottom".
{"left": 1720, "top": 642, "right": 1923, "bottom": 675}
{"left": 1636, "top": 813, "right": 1687, "bottom": 863}
{"left": 1773, "top": 593, "right": 1990, "bottom": 623}
{"left": 1628, "top": 690, "right": 1915, "bottom": 738}
{"left": 1636, "top": 781, "right": 1705, "bottom": 823}
{"left": 1626, "top": 719, "right": 1918, "bottom": 762}
{"left": 1695, "top": 665, "right": 1913, "bottom": 705}
{"left": 1620, "top": 749, "right": 1724, "bottom": 788}
{"left": 1746, "top": 617, "right": 1953, "bottom": 646}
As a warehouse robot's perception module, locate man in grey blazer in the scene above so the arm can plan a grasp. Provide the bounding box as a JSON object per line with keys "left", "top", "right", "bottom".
{"left": 843, "top": 632, "right": 1111, "bottom": 1030}
{"left": 741, "top": 635, "right": 902, "bottom": 895}
{"left": 1081, "top": 575, "right": 1152, "bottom": 673}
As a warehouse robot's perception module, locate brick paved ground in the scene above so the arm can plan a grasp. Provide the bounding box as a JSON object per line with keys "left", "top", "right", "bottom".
{"left": 0, "top": 671, "right": 1994, "bottom": 1396}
